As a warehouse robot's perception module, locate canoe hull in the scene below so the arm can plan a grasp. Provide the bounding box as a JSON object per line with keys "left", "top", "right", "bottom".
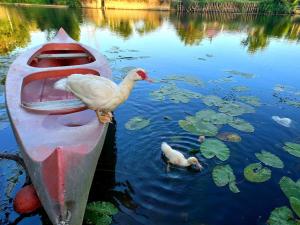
{"left": 6, "top": 28, "right": 112, "bottom": 225}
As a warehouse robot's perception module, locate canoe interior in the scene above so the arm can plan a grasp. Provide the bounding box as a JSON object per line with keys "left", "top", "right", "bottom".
{"left": 28, "top": 43, "right": 95, "bottom": 68}
{"left": 21, "top": 68, "right": 99, "bottom": 114}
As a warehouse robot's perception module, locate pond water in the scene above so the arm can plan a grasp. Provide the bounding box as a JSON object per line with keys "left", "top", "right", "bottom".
{"left": 1, "top": 5, "right": 300, "bottom": 225}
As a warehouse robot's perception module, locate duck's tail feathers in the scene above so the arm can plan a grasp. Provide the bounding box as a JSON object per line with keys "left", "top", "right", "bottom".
{"left": 161, "top": 142, "right": 172, "bottom": 154}
{"left": 54, "top": 78, "right": 68, "bottom": 91}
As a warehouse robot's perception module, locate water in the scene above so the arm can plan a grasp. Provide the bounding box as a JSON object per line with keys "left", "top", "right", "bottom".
{"left": 1, "top": 5, "right": 300, "bottom": 225}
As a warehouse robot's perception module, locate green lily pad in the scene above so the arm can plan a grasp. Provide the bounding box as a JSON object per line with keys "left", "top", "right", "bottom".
{"left": 150, "top": 83, "right": 202, "bottom": 103}
{"left": 228, "top": 118, "right": 254, "bottom": 132}
{"left": 209, "top": 77, "right": 235, "bottom": 84}
{"left": 267, "top": 206, "right": 300, "bottom": 225}
{"left": 217, "top": 132, "right": 242, "bottom": 142}
{"left": 232, "top": 86, "right": 250, "bottom": 92}
{"left": 161, "top": 75, "right": 204, "bottom": 87}
{"left": 212, "top": 164, "right": 240, "bottom": 193}
{"left": 200, "top": 139, "right": 230, "bottom": 161}
{"left": 244, "top": 163, "right": 271, "bottom": 183}
{"left": 218, "top": 101, "right": 255, "bottom": 116}
{"left": 125, "top": 117, "right": 150, "bottom": 130}
{"left": 285, "top": 100, "right": 300, "bottom": 108}
{"left": 290, "top": 197, "right": 300, "bottom": 218}
{"left": 195, "top": 109, "right": 233, "bottom": 125}
{"left": 283, "top": 143, "right": 300, "bottom": 157}
{"left": 178, "top": 119, "right": 218, "bottom": 136}
{"left": 255, "top": 150, "right": 284, "bottom": 169}
{"left": 202, "top": 95, "right": 225, "bottom": 107}
{"left": 84, "top": 201, "right": 118, "bottom": 225}
{"left": 279, "top": 176, "right": 300, "bottom": 204}
{"left": 225, "top": 70, "right": 255, "bottom": 79}
{"left": 238, "top": 96, "right": 261, "bottom": 107}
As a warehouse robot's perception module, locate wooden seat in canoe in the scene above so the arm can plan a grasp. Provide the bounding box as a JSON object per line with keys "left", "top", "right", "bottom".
{"left": 37, "top": 53, "right": 89, "bottom": 59}
{"left": 22, "top": 99, "right": 85, "bottom": 112}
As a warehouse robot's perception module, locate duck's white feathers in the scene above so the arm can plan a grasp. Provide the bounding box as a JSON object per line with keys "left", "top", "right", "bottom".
{"left": 56, "top": 74, "right": 122, "bottom": 111}
{"left": 161, "top": 142, "right": 189, "bottom": 167}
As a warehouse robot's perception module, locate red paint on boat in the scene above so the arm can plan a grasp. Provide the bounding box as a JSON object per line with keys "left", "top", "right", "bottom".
{"left": 13, "top": 185, "right": 42, "bottom": 214}
{"left": 6, "top": 28, "right": 111, "bottom": 225}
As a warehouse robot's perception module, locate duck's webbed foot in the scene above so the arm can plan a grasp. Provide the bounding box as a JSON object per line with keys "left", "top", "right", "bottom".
{"left": 95, "top": 111, "right": 113, "bottom": 124}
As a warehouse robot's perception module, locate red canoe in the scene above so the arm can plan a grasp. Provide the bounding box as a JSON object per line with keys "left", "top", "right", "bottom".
{"left": 5, "top": 28, "right": 111, "bottom": 225}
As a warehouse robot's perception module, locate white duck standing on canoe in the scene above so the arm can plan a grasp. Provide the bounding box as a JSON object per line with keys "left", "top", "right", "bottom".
{"left": 161, "top": 142, "right": 203, "bottom": 171}
{"left": 54, "top": 68, "right": 151, "bottom": 123}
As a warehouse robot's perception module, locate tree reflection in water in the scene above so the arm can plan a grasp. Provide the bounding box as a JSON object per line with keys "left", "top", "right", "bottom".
{"left": 1, "top": 5, "right": 300, "bottom": 56}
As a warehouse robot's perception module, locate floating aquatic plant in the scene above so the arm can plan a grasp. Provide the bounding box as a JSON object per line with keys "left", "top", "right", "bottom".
{"left": 225, "top": 70, "right": 255, "bottom": 79}
{"left": 125, "top": 117, "right": 150, "bottom": 130}
{"left": 195, "top": 109, "right": 233, "bottom": 125}
{"left": 244, "top": 163, "right": 271, "bottom": 183}
{"left": 178, "top": 119, "right": 218, "bottom": 136}
{"left": 267, "top": 206, "right": 300, "bottom": 225}
{"left": 84, "top": 201, "right": 118, "bottom": 225}
{"left": 150, "top": 83, "right": 202, "bottom": 103}
{"left": 217, "top": 132, "right": 242, "bottom": 142}
{"left": 286, "top": 100, "right": 300, "bottom": 108}
{"left": 212, "top": 164, "right": 240, "bottom": 193}
{"left": 232, "top": 85, "right": 250, "bottom": 92}
{"left": 202, "top": 95, "right": 225, "bottom": 107}
{"left": 255, "top": 150, "right": 284, "bottom": 169}
{"left": 283, "top": 142, "right": 300, "bottom": 158}
{"left": 200, "top": 139, "right": 230, "bottom": 161}
{"left": 218, "top": 101, "right": 255, "bottom": 116}
{"left": 279, "top": 176, "right": 300, "bottom": 217}
{"left": 228, "top": 118, "right": 255, "bottom": 132}
{"left": 238, "top": 96, "right": 261, "bottom": 107}
{"left": 209, "top": 77, "right": 235, "bottom": 84}
{"left": 161, "top": 75, "right": 203, "bottom": 87}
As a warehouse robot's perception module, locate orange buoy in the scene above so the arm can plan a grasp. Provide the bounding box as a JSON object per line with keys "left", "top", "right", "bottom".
{"left": 13, "top": 185, "right": 42, "bottom": 214}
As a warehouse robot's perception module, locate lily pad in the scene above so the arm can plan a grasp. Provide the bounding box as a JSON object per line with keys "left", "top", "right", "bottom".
{"left": 255, "top": 150, "right": 284, "bottom": 169}
{"left": 280, "top": 176, "right": 300, "bottom": 217}
{"left": 232, "top": 86, "right": 250, "bottom": 92}
{"left": 225, "top": 70, "right": 255, "bottom": 79}
{"left": 202, "top": 95, "right": 225, "bottom": 107}
{"left": 218, "top": 101, "right": 255, "bottom": 116}
{"left": 217, "top": 132, "right": 242, "bottom": 142}
{"left": 125, "top": 117, "right": 150, "bottom": 130}
{"left": 279, "top": 176, "right": 300, "bottom": 204}
{"left": 267, "top": 206, "right": 300, "bottom": 225}
{"left": 195, "top": 109, "right": 233, "bottom": 125}
{"left": 283, "top": 142, "right": 300, "bottom": 158}
{"left": 228, "top": 118, "right": 255, "bottom": 132}
{"left": 244, "top": 163, "right": 271, "bottom": 183}
{"left": 150, "top": 83, "right": 202, "bottom": 103}
{"left": 178, "top": 119, "right": 218, "bottom": 136}
{"left": 200, "top": 139, "right": 230, "bottom": 161}
{"left": 238, "top": 96, "right": 261, "bottom": 107}
{"left": 212, "top": 164, "right": 240, "bottom": 193}
{"left": 161, "top": 75, "right": 203, "bottom": 87}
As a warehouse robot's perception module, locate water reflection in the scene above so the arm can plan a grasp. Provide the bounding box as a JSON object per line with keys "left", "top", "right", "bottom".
{"left": 1, "top": 5, "right": 300, "bottom": 56}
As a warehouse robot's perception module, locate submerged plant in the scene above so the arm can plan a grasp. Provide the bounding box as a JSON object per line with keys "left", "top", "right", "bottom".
{"left": 217, "top": 132, "right": 242, "bottom": 142}
{"left": 84, "top": 201, "right": 118, "bottom": 225}
{"left": 244, "top": 163, "right": 271, "bottom": 183}
{"left": 161, "top": 75, "right": 203, "bottom": 87}
{"left": 232, "top": 86, "right": 250, "bottom": 92}
{"left": 212, "top": 164, "right": 240, "bottom": 193}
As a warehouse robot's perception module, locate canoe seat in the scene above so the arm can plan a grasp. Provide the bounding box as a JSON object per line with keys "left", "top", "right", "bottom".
{"left": 22, "top": 99, "right": 86, "bottom": 112}
{"left": 37, "top": 53, "right": 89, "bottom": 59}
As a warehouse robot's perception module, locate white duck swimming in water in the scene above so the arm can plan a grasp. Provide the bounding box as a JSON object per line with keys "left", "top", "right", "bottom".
{"left": 161, "top": 142, "right": 202, "bottom": 171}
{"left": 54, "top": 68, "right": 151, "bottom": 123}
